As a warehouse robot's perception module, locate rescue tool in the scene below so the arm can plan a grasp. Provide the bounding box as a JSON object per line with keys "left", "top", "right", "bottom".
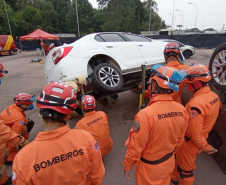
{"left": 139, "top": 65, "right": 146, "bottom": 110}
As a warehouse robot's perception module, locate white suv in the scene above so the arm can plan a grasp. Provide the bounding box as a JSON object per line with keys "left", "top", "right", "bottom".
{"left": 44, "top": 32, "right": 169, "bottom": 97}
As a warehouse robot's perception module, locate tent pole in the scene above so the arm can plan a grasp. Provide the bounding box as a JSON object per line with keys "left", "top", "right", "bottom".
{"left": 20, "top": 40, "right": 23, "bottom": 51}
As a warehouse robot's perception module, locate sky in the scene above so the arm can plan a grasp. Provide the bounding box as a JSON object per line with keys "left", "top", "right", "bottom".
{"left": 88, "top": 0, "right": 226, "bottom": 31}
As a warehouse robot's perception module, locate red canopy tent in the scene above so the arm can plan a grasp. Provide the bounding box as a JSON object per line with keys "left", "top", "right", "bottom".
{"left": 19, "top": 28, "right": 60, "bottom": 40}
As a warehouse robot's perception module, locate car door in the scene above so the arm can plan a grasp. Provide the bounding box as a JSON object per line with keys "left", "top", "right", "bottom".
{"left": 96, "top": 33, "right": 145, "bottom": 67}
{"left": 122, "top": 33, "right": 165, "bottom": 66}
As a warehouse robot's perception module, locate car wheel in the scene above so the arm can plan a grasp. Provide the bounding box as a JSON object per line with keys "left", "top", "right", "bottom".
{"left": 209, "top": 43, "right": 226, "bottom": 92}
{"left": 10, "top": 50, "right": 15, "bottom": 55}
{"left": 92, "top": 63, "right": 123, "bottom": 93}
{"left": 183, "top": 50, "right": 192, "bottom": 59}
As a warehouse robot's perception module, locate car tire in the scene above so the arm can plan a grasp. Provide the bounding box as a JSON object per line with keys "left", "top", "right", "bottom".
{"left": 10, "top": 50, "right": 15, "bottom": 55}
{"left": 183, "top": 50, "right": 192, "bottom": 59}
{"left": 209, "top": 42, "right": 226, "bottom": 92}
{"left": 92, "top": 63, "right": 123, "bottom": 93}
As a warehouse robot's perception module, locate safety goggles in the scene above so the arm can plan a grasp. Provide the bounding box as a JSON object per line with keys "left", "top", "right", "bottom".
{"left": 183, "top": 71, "right": 210, "bottom": 81}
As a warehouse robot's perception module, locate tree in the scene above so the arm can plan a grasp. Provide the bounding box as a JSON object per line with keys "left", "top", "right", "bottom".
{"left": 46, "top": 0, "right": 71, "bottom": 33}
{"left": 1, "top": 0, "right": 168, "bottom": 37}
{"left": 101, "top": 0, "right": 146, "bottom": 33}
{"left": 65, "top": 0, "right": 94, "bottom": 36}
{"left": 41, "top": 1, "right": 57, "bottom": 33}
{"left": 20, "top": 6, "right": 42, "bottom": 34}
{"left": 92, "top": 8, "right": 105, "bottom": 32}
{"left": 141, "top": 0, "right": 166, "bottom": 31}
{"left": 97, "top": 0, "right": 109, "bottom": 9}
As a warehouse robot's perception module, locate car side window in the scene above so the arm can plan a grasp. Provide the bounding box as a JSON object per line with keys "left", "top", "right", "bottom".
{"left": 123, "top": 34, "right": 151, "bottom": 42}
{"left": 98, "top": 34, "right": 126, "bottom": 42}
{"left": 94, "top": 35, "right": 105, "bottom": 42}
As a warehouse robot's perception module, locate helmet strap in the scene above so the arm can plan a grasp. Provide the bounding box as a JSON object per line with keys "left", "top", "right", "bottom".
{"left": 188, "top": 81, "right": 207, "bottom": 93}
{"left": 164, "top": 52, "right": 179, "bottom": 61}
{"left": 150, "top": 80, "right": 171, "bottom": 96}
{"left": 37, "top": 92, "right": 77, "bottom": 111}
{"left": 36, "top": 100, "right": 76, "bottom": 111}
{"left": 84, "top": 109, "right": 94, "bottom": 113}
{"left": 40, "top": 109, "right": 67, "bottom": 125}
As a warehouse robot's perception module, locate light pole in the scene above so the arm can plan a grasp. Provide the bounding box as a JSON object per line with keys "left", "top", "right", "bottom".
{"left": 171, "top": 0, "right": 175, "bottom": 33}
{"left": 188, "top": 2, "right": 198, "bottom": 28}
{"left": 148, "top": 0, "right": 152, "bottom": 32}
{"left": 175, "top": 9, "right": 184, "bottom": 29}
{"left": 75, "top": 0, "right": 80, "bottom": 37}
{"left": 174, "top": 14, "right": 181, "bottom": 25}
{"left": 3, "top": 0, "right": 12, "bottom": 35}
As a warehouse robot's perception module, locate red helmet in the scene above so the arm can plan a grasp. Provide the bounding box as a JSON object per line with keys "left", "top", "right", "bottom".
{"left": 149, "top": 64, "right": 183, "bottom": 92}
{"left": 36, "top": 82, "right": 77, "bottom": 114}
{"left": 81, "top": 95, "right": 96, "bottom": 110}
{"left": 14, "top": 93, "right": 35, "bottom": 105}
{"left": 184, "top": 64, "right": 211, "bottom": 83}
{"left": 164, "top": 42, "right": 180, "bottom": 59}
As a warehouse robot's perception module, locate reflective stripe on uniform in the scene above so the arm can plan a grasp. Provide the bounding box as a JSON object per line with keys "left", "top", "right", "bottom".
{"left": 3, "top": 35, "right": 13, "bottom": 51}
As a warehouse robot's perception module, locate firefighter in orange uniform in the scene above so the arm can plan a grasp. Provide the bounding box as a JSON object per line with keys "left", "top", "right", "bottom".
{"left": 164, "top": 42, "right": 189, "bottom": 104}
{"left": 76, "top": 95, "right": 113, "bottom": 156}
{"left": 0, "top": 123, "right": 28, "bottom": 185}
{"left": 122, "top": 65, "right": 189, "bottom": 185}
{"left": 138, "top": 42, "right": 188, "bottom": 104}
{"left": 0, "top": 93, "right": 35, "bottom": 164}
{"left": 12, "top": 82, "right": 105, "bottom": 185}
{"left": 170, "top": 64, "right": 221, "bottom": 185}
{"left": 0, "top": 66, "right": 29, "bottom": 185}
{"left": 0, "top": 63, "right": 8, "bottom": 86}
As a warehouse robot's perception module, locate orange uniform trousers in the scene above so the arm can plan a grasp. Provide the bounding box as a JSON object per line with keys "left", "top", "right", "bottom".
{"left": 0, "top": 104, "right": 29, "bottom": 162}
{"left": 171, "top": 86, "right": 221, "bottom": 185}
{"left": 13, "top": 125, "right": 105, "bottom": 185}
{"left": 122, "top": 94, "right": 188, "bottom": 185}
{"left": 76, "top": 110, "right": 113, "bottom": 156}
{"left": 0, "top": 120, "right": 24, "bottom": 184}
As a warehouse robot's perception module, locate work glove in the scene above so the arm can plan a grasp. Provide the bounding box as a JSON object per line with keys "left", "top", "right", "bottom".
{"left": 26, "top": 119, "right": 35, "bottom": 132}
{"left": 22, "top": 125, "right": 28, "bottom": 136}
{"left": 17, "top": 139, "right": 29, "bottom": 151}
{"left": 138, "top": 83, "right": 144, "bottom": 90}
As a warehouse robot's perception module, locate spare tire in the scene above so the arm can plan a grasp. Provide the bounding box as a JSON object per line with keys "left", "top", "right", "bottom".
{"left": 92, "top": 63, "right": 123, "bottom": 93}
{"left": 209, "top": 43, "right": 226, "bottom": 92}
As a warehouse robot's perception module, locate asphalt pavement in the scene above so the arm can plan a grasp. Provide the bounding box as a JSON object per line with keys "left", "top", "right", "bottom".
{"left": 0, "top": 49, "right": 226, "bottom": 185}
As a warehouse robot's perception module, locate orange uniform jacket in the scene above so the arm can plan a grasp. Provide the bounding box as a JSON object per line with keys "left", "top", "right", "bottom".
{"left": 122, "top": 94, "right": 188, "bottom": 184}
{"left": 0, "top": 104, "right": 29, "bottom": 161}
{"left": 0, "top": 120, "right": 24, "bottom": 184}
{"left": 171, "top": 86, "right": 221, "bottom": 184}
{"left": 12, "top": 125, "right": 105, "bottom": 185}
{"left": 76, "top": 111, "right": 113, "bottom": 156}
{"left": 167, "top": 60, "right": 189, "bottom": 104}
{"left": 185, "top": 86, "right": 221, "bottom": 152}
{"left": 144, "top": 85, "right": 151, "bottom": 99}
